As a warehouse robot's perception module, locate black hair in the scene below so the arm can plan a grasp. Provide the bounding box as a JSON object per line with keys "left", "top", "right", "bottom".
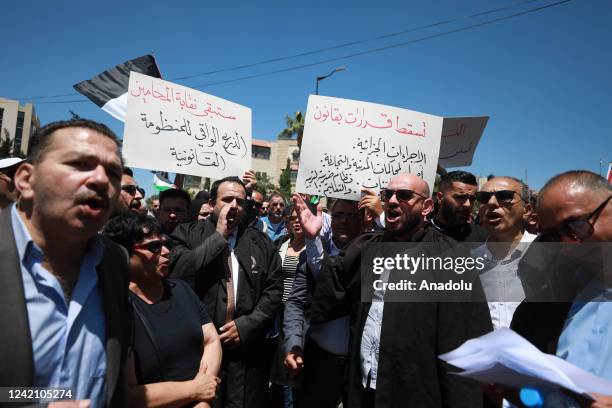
{"left": 123, "top": 167, "right": 134, "bottom": 177}
{"left": 439, "top": 171, "right": 477, "bottom": 193}
{"left": 210, "top": 176, "right": 246, "bottom": 202}
{"left": 28, "top": 119, "right": 121, "bottom": 164}
{"left": 195, "top": 190, "right": 210, "bottom": 201}
{"left": 159, "top": 188, "right": 191, "bottom": 208}
{"left": 103, "top": 213, "right": 161, "bottom": 255}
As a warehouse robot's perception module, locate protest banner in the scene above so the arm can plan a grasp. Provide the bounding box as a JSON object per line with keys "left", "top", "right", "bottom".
{"left": 296, "top": 95, "right": 443, "bottom": 200}
{"left": 439, "top": 116, "right": 489, "bottom": 168}
{"left": 123, "top": 72, "right": 251, "bottom": 179}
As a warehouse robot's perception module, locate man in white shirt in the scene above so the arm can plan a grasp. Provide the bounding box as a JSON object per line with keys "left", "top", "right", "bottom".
{"left": 472, "top": 176, "right": 536, "bottom": 329}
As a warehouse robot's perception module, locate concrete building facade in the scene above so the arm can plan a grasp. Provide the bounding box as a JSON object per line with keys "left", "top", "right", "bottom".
{"left": 0, "top": 98, "right": 40, "bottom": 156}
{"left": 182, "top": 137, "right": 300, "bottom": 196}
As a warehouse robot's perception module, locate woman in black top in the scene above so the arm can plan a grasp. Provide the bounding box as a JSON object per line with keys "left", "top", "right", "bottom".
{"left": 104, "top": 214, "right": 222, "bottom": 407}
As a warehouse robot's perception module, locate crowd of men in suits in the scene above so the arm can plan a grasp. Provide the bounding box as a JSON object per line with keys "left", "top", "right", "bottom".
{"left": 0, "top": 118, "right": 610, "bottom": 408}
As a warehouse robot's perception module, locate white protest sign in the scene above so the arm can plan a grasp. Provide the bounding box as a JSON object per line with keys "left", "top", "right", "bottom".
{"left": 439, "top": 116, "right": 489, "bottom": 168}
{"left": 296, "top": 95, "right": 443, "bottom": 200}
{"left": 123, "top": 72, "right": 251, "bottom": 179}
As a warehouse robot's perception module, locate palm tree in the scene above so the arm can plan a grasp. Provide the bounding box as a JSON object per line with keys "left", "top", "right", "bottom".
{"left": 278, "top": 111, "right": 304, "bottom": 148}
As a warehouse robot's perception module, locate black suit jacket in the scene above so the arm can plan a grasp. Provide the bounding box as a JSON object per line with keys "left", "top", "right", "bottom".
{"left": 0, "top": 207, "right": 132, "bottom": 407}
{"left": 310, "top": 228, "right": 493, "bottom": 408}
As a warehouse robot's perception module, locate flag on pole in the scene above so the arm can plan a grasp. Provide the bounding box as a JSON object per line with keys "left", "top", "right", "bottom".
{"left": 607, "top": 162, "right": 612, "bottom": 184}
{"left": 73, "top": 55, "right": 162, "bottom": 122}
{"left": 153, "top": 173, "right": 174, "bottom": 192}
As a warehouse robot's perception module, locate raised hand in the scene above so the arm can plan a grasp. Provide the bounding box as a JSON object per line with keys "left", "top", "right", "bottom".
{"left": 292, "top": 194, "right": 322, "bottom": 239}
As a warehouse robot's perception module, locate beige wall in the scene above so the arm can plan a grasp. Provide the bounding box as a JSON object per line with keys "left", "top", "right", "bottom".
{"left": 0, "top": 98, "right": 39, "bottom": 155}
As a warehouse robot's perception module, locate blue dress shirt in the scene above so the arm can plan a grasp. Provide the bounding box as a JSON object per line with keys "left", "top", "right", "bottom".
{"left": 11, "top": 206, "right": 107, "bottom": 407}
{"left": 557, "top": 288, "right": 612, "bottom": 381}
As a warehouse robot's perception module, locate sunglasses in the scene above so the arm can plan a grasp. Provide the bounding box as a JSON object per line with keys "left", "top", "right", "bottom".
{"left": 121, "top": 185, "right": 139, "bottom": 196}
{"left": 248, "top": 199, "right": 263, "bottom": 209}
{"left": 476, "top": 190, "right": 526, "bottom": 204}
{"left": 381, "top": 189, "right": 427, "bottom": 202}
{"left": 539, "top": 195, "right": 611, "bottom": 242}
{"left": 133, "top": 238, "right": 172, "bottom": 253}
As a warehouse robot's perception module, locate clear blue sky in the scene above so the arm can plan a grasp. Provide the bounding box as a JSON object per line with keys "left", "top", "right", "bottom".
{"left": 2, "top": 0, "right": 610, "bottom": 198}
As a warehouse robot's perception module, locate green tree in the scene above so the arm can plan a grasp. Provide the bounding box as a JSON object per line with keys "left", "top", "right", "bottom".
{"left": 0, "top": 133, "right": 12, "bottom": 159}
{"left": 255, "top": 172, "right": 276, "bottom": 198}
{"left": 0, "top": 129, "right": 26, "bottom": 159}
{"left": 278, "top": 111, "right": 305, "bottom": 148}
{"left": 278, "top": 158, "right": 292, "bottom": 199}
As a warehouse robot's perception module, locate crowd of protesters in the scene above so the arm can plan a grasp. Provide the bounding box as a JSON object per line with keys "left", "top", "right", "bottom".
{"left": 0, "top": 118, "right": 610, "bottom": 408}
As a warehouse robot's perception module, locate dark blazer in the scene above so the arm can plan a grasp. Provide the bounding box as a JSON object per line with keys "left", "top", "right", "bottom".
{"left": 0, "top": 207, "right": 132, "bottom": 407}
{"left": 169, "top": 217, "right": 283, "bottom": 408}
{"left": 310, "top": 228, "right": 493, "bottom": 408}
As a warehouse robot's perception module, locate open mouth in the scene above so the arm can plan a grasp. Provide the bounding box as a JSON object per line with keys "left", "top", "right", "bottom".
{"left": 486, "top": 212, "right": 503, "bottom": 223}
{"left": 79, "top": 196, "right": 108, "bottom": 217}
{"left": 386, "top": 208, "right": 401, "bottom": 223}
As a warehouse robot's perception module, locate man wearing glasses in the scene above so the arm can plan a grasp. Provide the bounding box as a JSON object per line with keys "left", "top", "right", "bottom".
{"left": 117, "top": 167, "right": 143, "bottom": 215}
{"left": 309, "top": 173, "right": 491, "bottom": 408}
{"left": 471, "top": 176, "right": 536, "bottom": 330}
{"left": 511, "top": 170, "right": 612, "bottom": 405}
{"left": 158, "top": 188, "right": 191, "bottom": 235}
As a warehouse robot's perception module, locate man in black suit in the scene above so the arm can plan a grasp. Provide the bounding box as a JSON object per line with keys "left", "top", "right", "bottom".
{"left": 0, "top": 119, "right": 131, "bottom": 407}
{"left": 309, "top": 173, "right": 492, "bottom": 408}
{"left": 169, "top": 176, "right": 282, "bottom": 408}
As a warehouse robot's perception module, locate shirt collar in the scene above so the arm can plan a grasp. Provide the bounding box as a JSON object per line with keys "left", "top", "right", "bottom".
{"left": 11, "top": 204, "right": 104, "bottom": 278}
{"left": 473, "top": 230, "right": 537, "bottom": 262}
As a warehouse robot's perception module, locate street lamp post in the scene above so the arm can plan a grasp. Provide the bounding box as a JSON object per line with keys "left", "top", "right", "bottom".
{"left": 315, "top": 66, "right": 346, "bottom": 95}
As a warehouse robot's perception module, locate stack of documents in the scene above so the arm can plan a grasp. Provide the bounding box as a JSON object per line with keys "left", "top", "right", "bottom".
{"left": 439, "top": 329, "right": 612, "bottom": 396}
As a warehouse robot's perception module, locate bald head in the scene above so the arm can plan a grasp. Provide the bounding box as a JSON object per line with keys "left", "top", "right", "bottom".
{"left": 384, "top": 173, "right": 433, "bottom": 240}
{"left": 388, "top": 173, "right": 430, "bottom": 197}
{"left": 538, "top": 170, "right": 611, "bottom": 242}
{"left": 539, "top": 171, "right": 610, "bottom": 209}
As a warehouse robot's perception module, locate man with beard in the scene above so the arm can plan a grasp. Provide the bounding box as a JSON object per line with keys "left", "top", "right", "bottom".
{"left": 429, "top": 171, "right": 487, "bottom": 242}
{"left": 0, "top": 119, "right": 132, "bottom": 407}
{"left": 169, "top": 176, "right": 283, "bottom": 408}
{"left": 309, "top": 173, "right": 492, "bottom": 408}
{"left": 158, "top": 188, "right": 191, "bottom": 235}
{"left": 262, "top": 192, "right": 288, "bottom": 243}
{"left": 116, "top": 167, "right": 143, "bottom": 215}
{"left": 510, "top": 170, "right": 612, "bottom": 405}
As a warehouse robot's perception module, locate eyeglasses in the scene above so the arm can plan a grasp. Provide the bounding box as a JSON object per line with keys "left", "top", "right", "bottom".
{"left": 476, "top": 190, "right": 526, "bottom": 204}
{"left": 121, "top": 185, "right": 139, "bottom": 196}
{"left": 248, "top": 199, "right": 263, "bottom": 209}
{"left": 539, "top": 195, "right": 611, "bottom": 242}
{"left": 133, "top": 238, "right": 171, "bottom": 253}
{"left": 381, "top": 189, "right": 427, "bottom": 202}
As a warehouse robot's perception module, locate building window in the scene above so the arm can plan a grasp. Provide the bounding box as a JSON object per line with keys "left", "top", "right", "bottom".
{"left": 14, "top": 111, "right": 25, "bottom": 153}
{"left": 252, "top": 145, "right": 271, "bottom": 160}
{"left": 0, "top": 108, "right": 4, "bottom": 135}
{"left": 290, "top": 170, "right": 298, "bottom": 182}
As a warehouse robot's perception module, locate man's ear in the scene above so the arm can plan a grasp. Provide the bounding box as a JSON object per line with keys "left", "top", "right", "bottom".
{"left": 436, "top": 191, "right": 443, "bottom": 202}
{"left": 13, "top": 163, "right": 35, "bottom": 200}
{"left": 422, "top": 197, "right": 435, "bottom": 218}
